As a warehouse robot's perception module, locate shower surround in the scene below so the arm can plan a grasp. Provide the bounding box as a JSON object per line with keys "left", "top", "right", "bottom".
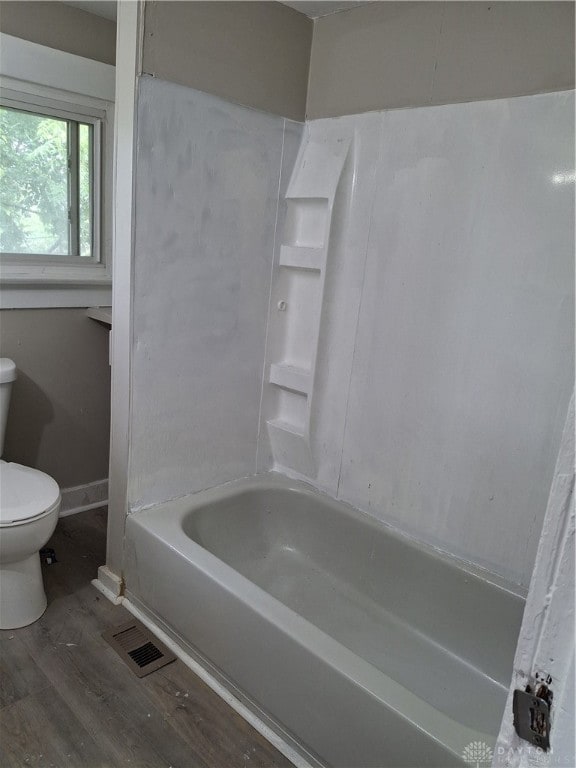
{"left": 131, "top": 79, "right": 573, "bottom": 589}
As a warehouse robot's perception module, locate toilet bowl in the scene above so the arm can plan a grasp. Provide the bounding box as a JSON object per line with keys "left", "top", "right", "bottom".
{"left": 0, "top": 359, "right": 62, "bottom": 629}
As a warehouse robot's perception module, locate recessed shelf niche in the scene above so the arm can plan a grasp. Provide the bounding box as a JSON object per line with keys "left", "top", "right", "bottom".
{"left": 273, "top": 268, "right": 321, "bottom": 372}
{"left": 283, "top": 198, "right": 329, "bottom": 249}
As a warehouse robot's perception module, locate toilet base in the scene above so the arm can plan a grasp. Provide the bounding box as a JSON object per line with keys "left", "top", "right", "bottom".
{"left": 0, "top": 552, "right": 47, "bottom": 629}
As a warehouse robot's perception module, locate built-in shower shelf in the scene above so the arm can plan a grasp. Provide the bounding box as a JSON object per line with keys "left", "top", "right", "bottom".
{"left": 269, "top": 363, "right": 311, "bottom": 395}
{"left": 279, "top": 245, "right": 323, "bottom": 271}
{"left": 267, "top": 418, "right": 305, "bottom": 439}
{"left": 261, "top": 132, "right": 352, "bottom": 478}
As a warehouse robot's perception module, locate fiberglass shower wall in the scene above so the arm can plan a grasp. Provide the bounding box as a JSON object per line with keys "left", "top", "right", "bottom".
{"left": 257, "top": 90, "right": 574, "bottom": 590}
{"left": 128, "top": 76, "right": 302, "bottom": 510}
{"left": 127, "top": 80, "right": 573, "bottom": 592}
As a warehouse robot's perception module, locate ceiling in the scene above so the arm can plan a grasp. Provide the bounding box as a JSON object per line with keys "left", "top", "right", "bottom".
{"left": 64, "top": 1, "right": 370, "bottom": 23}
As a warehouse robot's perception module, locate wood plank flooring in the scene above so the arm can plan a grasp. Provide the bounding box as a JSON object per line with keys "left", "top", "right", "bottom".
{"left": 0, "top": 509, "right": 294, "bottom": 768}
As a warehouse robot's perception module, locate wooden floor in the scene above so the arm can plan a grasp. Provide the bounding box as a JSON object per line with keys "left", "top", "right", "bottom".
{"left": 0, "top": 509, "right": 294, "bottom": 768}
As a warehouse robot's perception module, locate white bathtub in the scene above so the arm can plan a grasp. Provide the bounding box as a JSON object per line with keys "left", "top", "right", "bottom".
{"left": 124, "top": 474, "right": 525, "bottom": 767}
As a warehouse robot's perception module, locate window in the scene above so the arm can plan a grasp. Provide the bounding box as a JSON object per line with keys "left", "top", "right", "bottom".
{"left": 0, "top": 33, "right": 114, "bottom": 307}
{"left": 0, "top": 103, "right": 100, "bottom": 262}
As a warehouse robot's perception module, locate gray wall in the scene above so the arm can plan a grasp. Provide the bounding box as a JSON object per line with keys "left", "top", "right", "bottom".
{"left": 0, "top": 3, "right": 114, "bottom": 491}
{"left": 0, "top": 1, "right": 116, "bottom": 64}
{"left": 0, "top": 309, "right": 111, "bottom": 489}
{"left": 307, "top": 1, "right": 575, "bottom": 118}
{"left": 142, "top": 1, "right": 312, "bottom": 121}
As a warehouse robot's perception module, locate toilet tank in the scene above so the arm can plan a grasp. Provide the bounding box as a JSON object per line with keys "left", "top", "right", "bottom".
{"left": 0, "top": 359, "right": 17, "bottom": 457}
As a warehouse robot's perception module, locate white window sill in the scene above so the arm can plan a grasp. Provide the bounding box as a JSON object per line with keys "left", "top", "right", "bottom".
{"left": 0, "top": 263, "right": 112, "bottom": 308}
{"left": 0, "top": 284, "right": 113, "bottom": 309}
{"left": 1, "top": 261, "right": 112, "bottom": 285}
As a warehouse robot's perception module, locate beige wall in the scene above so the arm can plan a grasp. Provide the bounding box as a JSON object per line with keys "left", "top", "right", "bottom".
{"left": 307, "top": 1, "right": 575, "bottom": 118}
{"left": 0, "top": 309, "right": 111, "bottom": 489}
{"left": 0, "top": 1, "right": 116, "bottom": 64}
{"left": 142, "top": 1, "right": 312, "bottom": 121}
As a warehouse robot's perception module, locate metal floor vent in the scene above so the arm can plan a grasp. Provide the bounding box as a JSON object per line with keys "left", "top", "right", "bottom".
{"left": 102, "top": 619, "right": 176, "bottom": 678}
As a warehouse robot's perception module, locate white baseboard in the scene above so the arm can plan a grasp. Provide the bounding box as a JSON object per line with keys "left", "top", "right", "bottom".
{"left": 92, "top": 565, "right": 123, "bottom": 603}
{"left": 60, "top": 478, "right": 108, "bottom": 517}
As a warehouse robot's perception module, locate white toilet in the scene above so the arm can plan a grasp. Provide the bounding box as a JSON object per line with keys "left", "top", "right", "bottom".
{"left": 0, "top": 358, "right": 61, "bottom": 629}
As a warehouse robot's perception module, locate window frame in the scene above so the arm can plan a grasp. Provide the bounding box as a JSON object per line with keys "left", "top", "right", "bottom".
{"left": 0, "top": 33, "right": 114, "bottom": 307}
{"left": 0, "top": 90, "right": 104, "bottom": 267}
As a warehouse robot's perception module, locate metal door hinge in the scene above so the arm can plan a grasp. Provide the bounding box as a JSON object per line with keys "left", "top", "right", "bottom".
{"left": 513, "top": 675, "right": 553, "bottom": 751}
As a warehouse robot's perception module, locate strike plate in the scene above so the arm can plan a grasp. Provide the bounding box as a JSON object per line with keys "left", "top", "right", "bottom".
{"left": 513, "top": 688, "right": 551, "bottom": 751}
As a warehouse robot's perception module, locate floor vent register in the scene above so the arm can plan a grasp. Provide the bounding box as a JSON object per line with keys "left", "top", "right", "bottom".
{"left": 102, "top": 619, "right": 176, "bottom": 678}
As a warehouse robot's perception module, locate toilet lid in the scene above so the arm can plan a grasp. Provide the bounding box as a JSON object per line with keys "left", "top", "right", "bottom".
{"left": 0, "top": 461, "right": 61, "bottom": 525}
